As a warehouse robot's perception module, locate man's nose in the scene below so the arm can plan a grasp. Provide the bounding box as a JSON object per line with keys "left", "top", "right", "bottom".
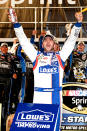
{"left": 46, "top": 39, "right": 50, "bottom": 42}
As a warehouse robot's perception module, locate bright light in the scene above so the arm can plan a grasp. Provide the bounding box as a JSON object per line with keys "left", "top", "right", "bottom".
{"left": 77, "top": 105, "right": 83, "bottom": 110}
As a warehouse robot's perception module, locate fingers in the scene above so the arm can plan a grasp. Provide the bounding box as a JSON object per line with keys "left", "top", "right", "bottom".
{"left": 8, "top": 7, "right": 17, "bottom": 23}
{"left": 8, "top": 15, "right": 12, "bottom": 22}
{"left": 8, "top": 14, "right": 14, "bottom": 23}
{"left": 32, "top": 30, "right": 37, "bottom": 35}
{"left": 41, "top": 30, "right": 46, "bottom": 36}
{"left": 8, "top": 8, "right": 18, "bottom": 23}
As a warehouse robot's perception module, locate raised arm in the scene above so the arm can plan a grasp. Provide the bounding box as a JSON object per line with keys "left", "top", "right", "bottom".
{"left": 8, "top": 8, "right": 37, "bottom": 63}
{"left": 60, "top": 12, "right": 83, "bottom": 62}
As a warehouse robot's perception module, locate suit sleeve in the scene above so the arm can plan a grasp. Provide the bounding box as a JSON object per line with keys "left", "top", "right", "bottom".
{"left": 60, "top": 22, "right": 82, "bottom": 62}
{"left": 13, "top": 23, "right": 37, "bottom": 63}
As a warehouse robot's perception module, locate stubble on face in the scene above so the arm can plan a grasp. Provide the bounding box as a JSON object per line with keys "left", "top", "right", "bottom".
{"left": 42, "top": 37, "right": 54, "bottom": 52}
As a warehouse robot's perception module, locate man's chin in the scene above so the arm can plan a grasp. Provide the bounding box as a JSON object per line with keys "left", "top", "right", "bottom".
{"left": 45, "top": 48, "right": 53, "bottom": 52}
{"left": 46, "top": 49, "right": 51, "bottom": 52}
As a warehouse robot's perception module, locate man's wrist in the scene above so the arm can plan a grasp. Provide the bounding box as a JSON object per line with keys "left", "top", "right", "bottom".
{"left": 13, "top": 23, "right": 21, "bottom": 28}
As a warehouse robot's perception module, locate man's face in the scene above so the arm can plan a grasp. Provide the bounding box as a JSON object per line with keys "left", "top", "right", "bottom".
{"left": 1, "top": 45, "right": 8, "bottom": 54}
{"left": 77, "top": 43, "right": 85, "bottom": 52}
{"left": 42, "top": 36, "right": 54, "bottom": 52}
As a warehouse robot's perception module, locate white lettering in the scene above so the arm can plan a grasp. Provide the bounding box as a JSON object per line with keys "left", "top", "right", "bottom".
{"left": 85, "top": 117, "right": 87, "bottom": 122}
{"left": 68, "top": 117, "right": 73, "bottom": 122}
{"left": 61, "top": 126, "right": 65, "bottom": 130}
{"left": 0, "top": 0, "right": 8, "bottom": 4}
{"left": 78, "top": 117, "right": 84, "bottom": 123}
{"left": 66, "top": 126, "right": 72, "bottom": 129}
{"left": 11, "top": 0, "right": 24, "bottom": 7}
{"left": 45, "top": 115, "right": 49, "bottom": 121}
{"left": 15, "top": 122, "right": 20, "bottom": 127}
{"left": 39, "top": 115, "right": 44, "bottom": 121}
{"left": 40, "top": 67, "right": 58, "bottom": 73}
{"left": 0, "top": 0, "right": 76, "bottom": 5}
{"left": 13, "top": 0, "right": 24, "bottom": 4}
{"left": 40, "top": 0, "right": 44, "bottom": 4}
{"left": 20, "top": 114, "right": 50, "bottom": 121}
{"left": 68, "top": 0, "right": 76, "bottom": 4}
{"left": 72, "top": 97, "right": 87, "bottom": 105}
{"left": 20, "top": 122, "right": 25, "bottom": 127}
{"left": 68, "top": 116, "right": 87, "bottom": 123}
{"left": 48, "top": 0, "right": 52, "bottom": 4}
{"left": 29, "top": 0, "right": 32, "bottom": 4}
{"left": 73, "top": 126, "right": 78, "bottom": 130}
{"left": 40, "top": 0, "right": 52, "bottom": 4}
{"left": 26, "top": 115, "right": 31, "bottom": 119}
{"left": 58, "top": 0, "right": 62, "bottom": 4}
{"left": 21, "top": 114, "right": 25, "bottom": 119}
{"left": 74, "top": 116, "right": 80, "bottom": 122}
{"left": 15, "top": 122, "right": 50, "bottom": 128}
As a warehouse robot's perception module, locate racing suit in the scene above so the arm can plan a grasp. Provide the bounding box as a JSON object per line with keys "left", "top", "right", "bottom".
{"left": 13, "top": 22, "right": 82, "bottom": 130}
{"left": 0, "top": 53, "right": 17, "bottom": 104}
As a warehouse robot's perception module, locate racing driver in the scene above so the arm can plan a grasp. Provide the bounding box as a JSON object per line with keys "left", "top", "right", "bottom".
{"left": 8, "top": 9, "right": 83, "bottom": 131}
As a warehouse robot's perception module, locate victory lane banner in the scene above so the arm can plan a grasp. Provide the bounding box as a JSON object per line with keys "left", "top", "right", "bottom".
{"left": 10, "top": 103, "right": 59, "bottom": 131}
{"left": 62, "top": 83, "right": 87, "bottom": 130}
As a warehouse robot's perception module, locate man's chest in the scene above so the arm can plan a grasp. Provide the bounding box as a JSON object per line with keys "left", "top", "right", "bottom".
{"left": 36, "top": 54, "right": 59, "bottom": 74}
{"left": 37, "top": 54, "right": 59, "bottom": 66}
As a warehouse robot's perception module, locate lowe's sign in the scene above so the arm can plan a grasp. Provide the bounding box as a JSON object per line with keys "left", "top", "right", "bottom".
{"left": 10, "top": 103, "right": 59, "bottom": 131}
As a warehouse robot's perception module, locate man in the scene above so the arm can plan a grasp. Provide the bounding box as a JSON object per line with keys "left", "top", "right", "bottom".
{"left": 17, "top": 45, "right": 26, "bottom": 103}
{"left": 9, "top": 37, "right": 19, "bottom": 55}
{"left": 69, "top": 41, "right": 87, "bottom": 83}
{"left": 30, "top": 29, "right": 46, "bottom": 52}
{"left": 54, "top": 37, "right": 60, "bottom": 52}
{"left": 77, "top": 41, "right": 85, "bottom": 53}
{"left": 6, "top": 114, "right": 14, "bottom": 131}
{"left": 8, "top": 9, "right": 83, "bottom": 131}
{"left": 0, "top": 42, "right": 18, "bottom": 130}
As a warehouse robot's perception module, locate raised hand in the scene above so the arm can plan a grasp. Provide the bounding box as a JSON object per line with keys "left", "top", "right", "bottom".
{"left": 8, "top": 7, "right": 18, "bottom": 23}
{"left": 32, "top": 30, "right": 37, "bottom": 35}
